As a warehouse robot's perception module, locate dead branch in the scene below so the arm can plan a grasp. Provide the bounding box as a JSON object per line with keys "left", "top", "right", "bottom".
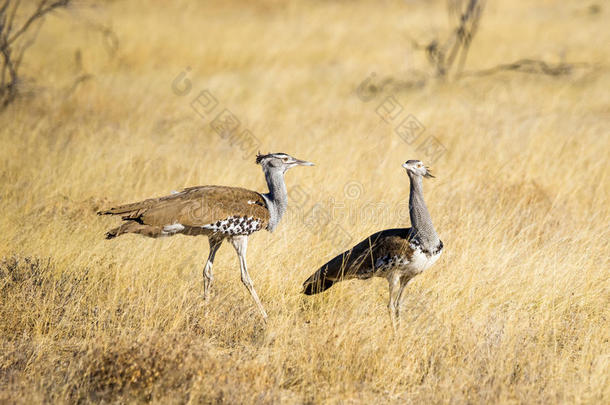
{"left": 462, "top": 59, "right": 590, "bottom": 77}
{"left": 0, "top": 0, "right": 71, "bottom": 109}
{"left": 410, "top": 1, "right": 589, "bottom": 82}
{"left": 423, "top": 0, "right": 486, "bottom": 78}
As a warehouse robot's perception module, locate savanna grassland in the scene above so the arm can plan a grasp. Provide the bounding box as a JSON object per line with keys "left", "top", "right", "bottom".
{"left": 0, "top": 0, "right": 609, "bottom": 403}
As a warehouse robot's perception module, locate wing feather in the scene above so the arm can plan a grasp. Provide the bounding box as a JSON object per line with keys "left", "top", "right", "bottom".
{"left": 99, "top": 186, "right": 270, "bottom": 229}
{"left": 303, "top": 228, "right": 413, "bottom": 294}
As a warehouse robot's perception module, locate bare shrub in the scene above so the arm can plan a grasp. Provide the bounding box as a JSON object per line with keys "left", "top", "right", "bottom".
{"left": 0, "top": 0, "right": 71, "bottom": 109}
{"left": 410, "top": 0, "right": 587, "bottom": 81}
{"left": 425, "top": 0, "right": 486, "bottom": 79}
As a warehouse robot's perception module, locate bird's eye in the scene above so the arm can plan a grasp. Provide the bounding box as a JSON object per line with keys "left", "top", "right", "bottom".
{"left": 283, "top": 158, "right": 289, "bottom": 162}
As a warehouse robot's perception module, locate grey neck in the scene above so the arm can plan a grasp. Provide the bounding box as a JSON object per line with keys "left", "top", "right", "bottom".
{"left": 261, "top": 168, "right": 288, "bottom": 232}
{"left": 408, "top": 174, "right": 440, "bottom": 250}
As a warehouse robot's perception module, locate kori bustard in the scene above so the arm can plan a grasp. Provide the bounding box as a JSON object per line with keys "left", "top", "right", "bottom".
{"left": 98, "top": 153, "right": 314, "bottom": 321}
{"left": 302, "top": 160, "right": 443, "bottom": 328}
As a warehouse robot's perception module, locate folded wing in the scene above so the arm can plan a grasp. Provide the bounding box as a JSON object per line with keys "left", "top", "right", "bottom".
{"left": 98, "top": 185, "right": 270, "bottom": 231}
{"left": 303, "top": 228, "right": 413, "bottom": 294}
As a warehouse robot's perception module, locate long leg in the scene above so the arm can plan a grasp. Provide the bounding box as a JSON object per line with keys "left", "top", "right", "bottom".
{"left": 387, "top": 272, "right": 402, "bottom": 330}
{"left": 395, "top": 275, "right": 414, "bottom": 318}
{"left": 230, "top": 235, "right": 268, "bottom": 321}
{"left": 203, "top": 235, "right": 223, "bottom": 300}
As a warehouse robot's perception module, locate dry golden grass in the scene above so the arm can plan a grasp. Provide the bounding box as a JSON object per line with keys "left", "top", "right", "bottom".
{"left": 1, "top": 0, "right": 609, "bottom": 403}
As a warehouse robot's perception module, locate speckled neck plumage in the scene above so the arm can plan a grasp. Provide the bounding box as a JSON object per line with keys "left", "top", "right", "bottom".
{"left": 408, "top": 173, "right": 440, "bottom": 252}
{"left": 262, "top": 168, "right": 288, "bottom": 232}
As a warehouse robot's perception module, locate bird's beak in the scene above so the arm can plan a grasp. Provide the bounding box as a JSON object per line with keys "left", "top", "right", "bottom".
{"left": 294, "top": 159, "right": 314, "bottom": 166}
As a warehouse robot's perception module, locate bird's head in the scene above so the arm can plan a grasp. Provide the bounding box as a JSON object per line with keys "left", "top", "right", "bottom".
{"left": 256, "top": 152, "right": 314, "bottom": 173}
{"left": 402, "top": 159, "right": 434, "bottom": 178}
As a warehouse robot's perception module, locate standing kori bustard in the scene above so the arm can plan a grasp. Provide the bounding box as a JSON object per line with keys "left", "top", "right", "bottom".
{"left": 302, "top": 160, "right": 443, "bottom": 328}
{"left": 98, "top": 153, "right": 314, "bottom": 321}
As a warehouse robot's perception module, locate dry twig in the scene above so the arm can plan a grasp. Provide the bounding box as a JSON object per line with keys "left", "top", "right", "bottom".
{"left": 0, "top": 0, "right": 71, "bottom": 109}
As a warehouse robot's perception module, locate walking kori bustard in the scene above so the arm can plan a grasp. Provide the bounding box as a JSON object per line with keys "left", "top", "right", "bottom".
{"left": 302, "top": 160, "right": 443, "bottom": 328}
{"left": 98, "top": 153, "right": 314, "bottom": 321}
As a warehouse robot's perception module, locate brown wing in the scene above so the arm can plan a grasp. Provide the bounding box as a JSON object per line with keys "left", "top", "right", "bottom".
{"left": 303, "top": 228, "right": 414, "bottom": 294}
{"left": 98, "top": 185, "right": 270, "bottom": 229}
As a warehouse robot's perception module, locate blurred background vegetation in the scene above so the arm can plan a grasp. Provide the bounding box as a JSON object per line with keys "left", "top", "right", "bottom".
{"left": 0, "top": 0, "right": 608, "bottom": 403}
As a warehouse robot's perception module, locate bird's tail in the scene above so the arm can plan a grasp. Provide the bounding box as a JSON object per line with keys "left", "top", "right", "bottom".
{"left": 104, "top": 225, "right": 122, "bottom": 239}
{"left": 302, "top": 267, "right": 337, "bottom": 295}
{"left": 103, "top": 221, "right": 163, "bottom": 239}
{"left": 97, "top": 199, "right": 153, "bottom": 217}
{"left": 104, "top": 223, "right": 135, "bottom": 239}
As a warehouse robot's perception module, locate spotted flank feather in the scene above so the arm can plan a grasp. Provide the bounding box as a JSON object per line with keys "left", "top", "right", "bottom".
{"left": 202, "top": 215, "right": 263, "bottom": 236}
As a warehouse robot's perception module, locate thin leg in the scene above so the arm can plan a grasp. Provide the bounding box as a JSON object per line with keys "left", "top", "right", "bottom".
{"left": 387, "top": 272, "right": 401, "bottom": 331}
{"left": 396, "top": 275, "right": 414, "bottom": 312}
{"left": 230, "top": 235, "right": 268, "bottom": 321}
{"left": 203, "top": 236, "right": 222, "bottom": 300}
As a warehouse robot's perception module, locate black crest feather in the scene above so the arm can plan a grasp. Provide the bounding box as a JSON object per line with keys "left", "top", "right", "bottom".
{"left": 255, "top": 152, "right": 268, "bottom": 165}
{"left": 256, "top": 152, "right": 290, "bottom": 164}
